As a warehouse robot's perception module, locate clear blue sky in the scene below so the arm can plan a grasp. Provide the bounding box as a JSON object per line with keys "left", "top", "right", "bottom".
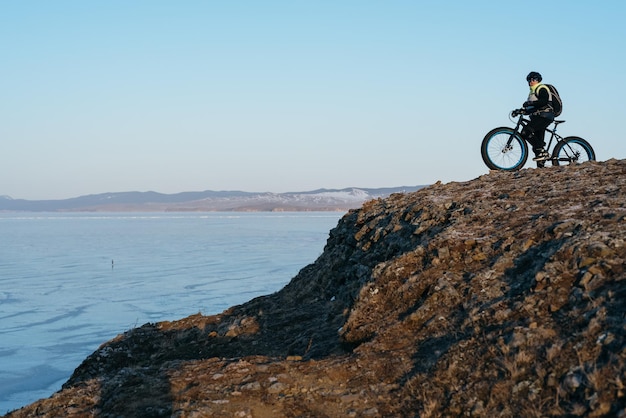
{"left": 2, "top": 1, "right": 625, "bottom": 200}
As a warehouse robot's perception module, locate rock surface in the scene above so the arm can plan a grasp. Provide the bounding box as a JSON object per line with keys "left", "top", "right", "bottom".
{"left": 5, "top": 160, "right": 626, "bottom": 417}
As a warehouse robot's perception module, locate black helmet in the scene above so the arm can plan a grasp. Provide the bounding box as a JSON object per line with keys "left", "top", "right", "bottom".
{"left": 526, "top": 71, "right": 542, "bottom": 82}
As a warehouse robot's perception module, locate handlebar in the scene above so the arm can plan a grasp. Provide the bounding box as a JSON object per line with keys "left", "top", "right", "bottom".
{"left": 511, "top": 108, "right": 526, "bottom": 118}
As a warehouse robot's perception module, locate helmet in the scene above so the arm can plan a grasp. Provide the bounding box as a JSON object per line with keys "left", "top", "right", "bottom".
{"left": 526, "top": 71, "right": 542, "bottom": 82}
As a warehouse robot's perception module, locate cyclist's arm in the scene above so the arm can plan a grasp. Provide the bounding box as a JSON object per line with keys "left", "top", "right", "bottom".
{"left": 533, "top": 87, "right": 550, "bottom": 108}
{"left": 524, "top": 87, "right": 550, "bottom": 110}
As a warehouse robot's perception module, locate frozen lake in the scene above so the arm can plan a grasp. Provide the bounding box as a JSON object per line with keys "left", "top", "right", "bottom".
{"left": 0, "top": 212, "right": 343, "bottom": 413}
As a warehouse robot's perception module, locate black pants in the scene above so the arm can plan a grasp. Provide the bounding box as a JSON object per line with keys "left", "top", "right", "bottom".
{"left": 522, "top": 116, "right": 552, "bottom": 154}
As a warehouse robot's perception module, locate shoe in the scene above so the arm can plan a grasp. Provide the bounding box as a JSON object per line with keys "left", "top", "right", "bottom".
{"left": 532, "top": 149, "right": 550, "bottom": 161}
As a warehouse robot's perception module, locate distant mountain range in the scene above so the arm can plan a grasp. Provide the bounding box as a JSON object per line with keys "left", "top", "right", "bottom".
{"left": 0, "top": 187, "right": 426, "bottom": 212}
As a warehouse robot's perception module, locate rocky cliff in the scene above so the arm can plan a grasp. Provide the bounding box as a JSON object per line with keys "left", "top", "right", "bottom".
{"left": 6, "top": 160, "right": 625, "bottom": 417}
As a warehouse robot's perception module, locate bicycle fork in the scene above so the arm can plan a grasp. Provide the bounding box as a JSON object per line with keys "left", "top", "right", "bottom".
{"left": 502, "top": 140, "right": 515, "bottom": 154}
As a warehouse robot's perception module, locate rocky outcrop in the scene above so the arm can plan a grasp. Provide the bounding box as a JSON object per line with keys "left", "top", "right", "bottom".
{"left": 6, "top": 160, "right": 625, "bottom": 417}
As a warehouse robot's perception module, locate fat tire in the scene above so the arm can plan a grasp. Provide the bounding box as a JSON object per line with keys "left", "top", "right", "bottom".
{"left": 552, "top": 136, "right": 595, "bottom": 166}
{"left": 481, "top": 127, "right": 528, "bottom": 171}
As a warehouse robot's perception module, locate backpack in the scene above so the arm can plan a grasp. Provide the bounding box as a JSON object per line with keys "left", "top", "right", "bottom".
{"left": 539, "top": 84, "right": 563, "bottom": 117}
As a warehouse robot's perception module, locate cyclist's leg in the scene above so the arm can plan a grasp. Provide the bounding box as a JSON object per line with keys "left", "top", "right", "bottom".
{"left": 521, "top": 124, "right": 542, "bottom": 164}
{"left": 525, "top": 117, "right": 546, "bottom": 151}
{"left": 527, "top": 116, "right": 552, "bottom": 165}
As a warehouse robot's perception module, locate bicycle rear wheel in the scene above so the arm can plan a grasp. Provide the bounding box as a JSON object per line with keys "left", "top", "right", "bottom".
{"left": 481, "top": 127, "right": 528, "bottom": 171}
{"left": 552, "top": 136, "right": 595, "bottom": 166}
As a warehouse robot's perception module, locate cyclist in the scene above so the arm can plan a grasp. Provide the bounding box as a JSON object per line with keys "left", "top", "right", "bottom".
{"left": 521, "top": 71, "right": 554, "bottom": 166}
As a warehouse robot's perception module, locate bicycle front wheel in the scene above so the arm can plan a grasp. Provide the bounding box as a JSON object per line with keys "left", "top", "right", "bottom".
{"left": 481, "top": 127, "right": 528, "bottom": 171}
{"left": 552, "top": 136, "right": 595, "bottom": 166}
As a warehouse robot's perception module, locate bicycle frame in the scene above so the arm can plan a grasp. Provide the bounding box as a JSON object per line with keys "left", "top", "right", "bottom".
{"left": 510, "top": 113, "right": 564, "bottom": 152}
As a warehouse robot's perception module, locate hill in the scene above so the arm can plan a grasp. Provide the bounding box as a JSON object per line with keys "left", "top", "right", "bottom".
{"left": 0, "top": 187, "right": 424, "bottom": 212}
{"left": 5, "top": 160, "right": 625, "bottom": 417}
